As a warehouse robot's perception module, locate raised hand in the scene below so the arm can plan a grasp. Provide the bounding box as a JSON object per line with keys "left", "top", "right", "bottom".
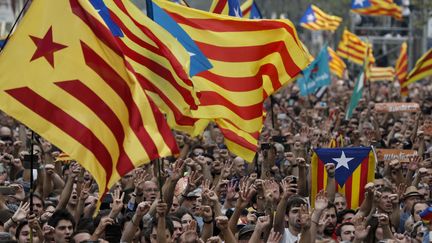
{"left": 408, "top": 156, "right": 421, "bottom": 172}
{"left": 13, "top": 201, "right": 29, "bottom": 223}
{"left": 170, "top": 159, "right": 185, "bottom": 181}
{"left": 215, "top": 216, "right": 229, "bottom": 230}
{"left": 314, "top": 190, "right": 328, "bottom": 211}
{"left": 324, "top": 163, "right": 335, "bottom": 177}
{"left": 267, "top": 229, "right": 283, "bottom": 243}
{"left": 220, "top": 159, "right": 233, "bottom": 179}
{"left": 255, "top": 215, "right": 271, "bottom": 232}
{"left": 236, "top": 177, "right": 256, "bottom": 209}
{"left": 225, "top": 180, "right": 238, "bottom": 201}
{"left": 135, "top": 201, "right": 151, "bottom": 217}
{"left": 184, "top": 171, "right": 203, "bottom": 195}
{"left": 110, "top": 189, "right": 124, "bottom": 214}
{"left": 299, "top": 204, "right": 311, "bottom": 229}
{"left": 199, "top": 205, "right": 213, "bottom": 222}
{"left": 156, "top": 201, "right": 167, "bottom": 218}
{"left": 352, "top": 216, "right": 370, "bottom": 241}
{"left": 281, "top": 177, "right": 298, "bottom": 198}
{"left": 180, "top": 220, "right": 199, "bottom": 243}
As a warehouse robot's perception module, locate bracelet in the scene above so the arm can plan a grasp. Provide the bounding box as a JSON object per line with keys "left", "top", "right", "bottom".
{"left": 203, "top": 218, "right": 213, "bottom": 224}
{"left": 10, "top": 217, "right": 17, "bottom": 225}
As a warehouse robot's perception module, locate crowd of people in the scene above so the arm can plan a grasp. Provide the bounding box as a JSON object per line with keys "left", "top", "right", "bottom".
{"left": 0, "top": 77, "right": 431, "bottom": 243}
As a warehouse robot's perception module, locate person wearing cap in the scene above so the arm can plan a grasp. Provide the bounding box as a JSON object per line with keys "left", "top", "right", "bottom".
{"left": 399, "top": 186, "right": 424, "bottom": 233}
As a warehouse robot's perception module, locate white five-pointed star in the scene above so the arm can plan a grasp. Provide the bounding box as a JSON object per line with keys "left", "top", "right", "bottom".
{"left": 233, "top": 7, "right": 241, "bottom": 17}
{"left": 188, "top": 52, "right": 195, "bottom": 57}
{"left": 354, "top": 0, "right": 365, "bottom": 6}
{"left": 307, "top": 14, "right": 315, "bottom": 22}
{"left": 333, "top": 151, "right": 354, "bottom": 170}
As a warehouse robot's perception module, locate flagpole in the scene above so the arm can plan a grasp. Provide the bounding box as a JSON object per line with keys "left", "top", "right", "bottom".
{"left": 0, "top": 0, "right": 31, "bottom": 52}
{"left": 156, "top": 158, "right": 164, "bottom": 200}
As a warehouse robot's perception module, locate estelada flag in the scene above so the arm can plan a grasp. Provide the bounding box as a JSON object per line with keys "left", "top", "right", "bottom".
{"left": 0, "top": 0, "right": 179, "bottom": 200}
{"left": 311, "top": 147, "right": 376, "bottom": 209}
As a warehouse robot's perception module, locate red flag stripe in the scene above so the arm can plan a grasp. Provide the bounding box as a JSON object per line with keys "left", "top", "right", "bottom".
{"left": 218, "top": 126, "right": 257, "bottom": 151}
{"left": 198, "top": 91, "right": 263, "bottom": 120}
{"left": 213, "top": 0, "right": 227, "bottom": 14}
{"left": 359, "top": 156, "right": 370, "bottom": 205}
{"left": 317, "top": 159, "right": 325, "bottom": 193}
{"left": 166, "top": 11, "right": 300, "bottom": 46}
{"left": 113, "top": 0, "right": 194, "bottom": 87}
{"left": 133, "top": 72, "right": 199, "bottom": 126}
{"left": 242, "top": 5, "right": 252, "bottom": 15}
{"left": 337, "top": 49, "right": 364, "bottom": 61}
{"left": 195, "top": 41, "right": 302, "bottom": 78}
{"left": 222, "top": 119, "right": 260, "bottom": 139}
{"left": 344, "top": 176, "right": 353, "bottom": 209}
{"left": 6, "top": 87, "right": 113, "bottom": 189}
{"left": 56, "top": 80, "right": 135, "bottom": 176}
{"left": 410, "top": 63, "right": 432, "bottom": 77}
{"left": 81, "top": 41, "right": 163, "bottom": 160}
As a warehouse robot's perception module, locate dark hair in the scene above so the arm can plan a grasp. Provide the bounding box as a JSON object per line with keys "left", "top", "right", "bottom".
{"left": 335, "top": 221, "right": 354, "bottom": 237}
{"left": 326, "top": 202, "right": 337, "bottom": 213}
{"left": 143, "top": 216, "right": 174, "bottom": 241}
{"left": 15, "top": 221, "right": 29, "bottom": 239}
{"left": 337, "top": 209, "right": 356, "bottom": 224}
{"left": 25, "top": 193, "right": 45, "bottom": 209}
{"left": 286, "top": 196, "right": 307, "bottom": 215}
{"left": 47, "top": 209, "right": 76, "bottom": 229}
{"left": 75, "top": 217, "right": 95, "bottom": 234}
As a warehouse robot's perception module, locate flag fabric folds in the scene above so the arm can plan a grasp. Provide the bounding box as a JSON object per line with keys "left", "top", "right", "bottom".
{"left": 300, "top": 4, "right": 342, "bottom": 31}
{"left": 403, "top": 48, "right": 432, "bottom": 87}
{"left": 395, "top": 42, "right": 409, "bottom": 96}
{"left": 337, "top": 29, "right": 375, "bottom": 65}
{"left": 351, "top": 0, "right": 402, "bottom": 20}
{"left": 328, "top": 47, "right": 347, "bottom": 78}
{"left": 152, "top": 0, "right": 311, "bottom": 161}
{"left": 209, "top": 0, "right": 242, "bottom": 17}
{"left": 311, "top": 147, "right": 376, "bottom": 209}
{"left": 369, "top": 66, "right": 395, "bottom": 82}
{"left": 345, "top": 70, "right": 365, "bottom": 119}
{"left": 240, "top": 0, "right": 262, "bottom": 19}
{"left": 104, "top": 0, "right": 209, "bottom": 136}
{"left": 297, "top": 46, "right": 331, "bottom": 96}
{"left": 0, "top": 0, "right": 180, "bottom": 197}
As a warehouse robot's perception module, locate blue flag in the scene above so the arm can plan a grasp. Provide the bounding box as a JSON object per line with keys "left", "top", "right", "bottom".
{"left": 249, "top": 2, "right": 262, "bottom": 19}
{"left": 146, "top": 0, "right": 213, "bottom": 76}
{"left": 228, "top": 0, "right": 242, "bottom": 17}
{"left": 297, "top": 46, "right": 331, "bottom": 96}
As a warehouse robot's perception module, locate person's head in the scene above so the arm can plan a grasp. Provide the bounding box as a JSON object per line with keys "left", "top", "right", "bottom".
{"left": 71, "top": 231, "right": 91, "bottom": 243}
{"left": 143, "top": 181, "right": 159, "bottom": 202}
{"left": 233, "top": 157, "right": 246, "bottom": 177}
{"left": 170, "top": 196, "right": 180, "bottom": 214}
{"left": 170, "top": 217, "right": 182, "bottom": 242}
{"left": 120, "top": 171, "right": 134, "bottom": 189}
{"left": 337, "top": 209, "right": 356, "bottom": 224}
{"left": 47, "top": 209, "right": 75, "bottom": 243}
{"left": 27, "top": 194, "right": 44, "bottom": 217}
{"left": 191, "top": 146, "right": 205, "bottom": 158}
{"left": 334, "top": 193, "right": 347, "bottom": 212}
{"left": 16, "top": 221, "right": 40, "bottom": 243}
{"left": 412, "top": 202, "right": 428, "bottom": 222}
{"left": 403, "top": 186, "right": 423, "bottom": 212}
{"left": 285, "top": 196, "right": 307, "bottom": 233}
{"left": 237, "top": 225, "right": 257, "bottom": 243}
{"left": 322, "top": 203, "right": 337, "bottom": 236}
{"left": 377, "top": 187, "right": 394, "bottom": 213}
{"left": 146, "top": 217, "right": 174, "bottom": 243}
{"left": 336, "top": 222, "right": 355, "bottom": 242}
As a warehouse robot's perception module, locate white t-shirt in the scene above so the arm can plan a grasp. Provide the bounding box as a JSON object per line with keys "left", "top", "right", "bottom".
{"left": 282, "top": 228, "right": 300, "bottom": 243}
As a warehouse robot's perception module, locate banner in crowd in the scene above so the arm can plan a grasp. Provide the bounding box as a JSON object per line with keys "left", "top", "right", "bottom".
{"left": 311, "top": 147, "right": 376, "bottom": 209}
{"left": 297, "top": 46, "right": 331, "bottom": 96}
{"left": 376, "top": 149, "right": 418, "bottom": 162}
{"left": 374, "top": 102, "right": 420, "bottom": 113}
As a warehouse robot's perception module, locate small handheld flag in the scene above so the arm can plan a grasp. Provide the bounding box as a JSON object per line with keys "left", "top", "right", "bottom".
{"left": 300, "top": 4, "right": 342, "bottom": 31}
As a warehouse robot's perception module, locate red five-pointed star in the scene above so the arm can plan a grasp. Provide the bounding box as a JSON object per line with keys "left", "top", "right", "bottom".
{"left": 29, "top": 26, "right": 67, "bottom": 68}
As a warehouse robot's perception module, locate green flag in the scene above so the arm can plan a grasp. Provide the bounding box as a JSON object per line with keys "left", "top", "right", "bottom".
{"left": 345, "top": 71, "right": 365, "bottom": 120}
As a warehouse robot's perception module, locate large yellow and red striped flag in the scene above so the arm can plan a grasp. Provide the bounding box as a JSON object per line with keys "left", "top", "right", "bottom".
{"left": 369, "top": 66, "right": 395, "bottom": 82}
{"left": 300, "top": 4, "right": 342, "bottom": 31}
{"left": 154, "top": 0, "right": 311, "bottom": 161}
{"left": 328, "top": 47, "right": 347, "bottom": 78}
{"left": 0, "top": 0, "right": 181, "bottom": 198}
{"left": 402, "top": 48, "right": 432, "bottom": 87}
{"left": 105, "top": 0, "right": 209, "bottom": 136}
{"left": 351, "top": 0, "right": 402, "bottom": 20}
{"left": 337, "top": 30, "right": 375, "bottom": 65}
{"left": 395, "top": 42, "right": 409, "bottom": 96}
{"left": 311, "top": 147, "right": 375, "bottom": 209}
